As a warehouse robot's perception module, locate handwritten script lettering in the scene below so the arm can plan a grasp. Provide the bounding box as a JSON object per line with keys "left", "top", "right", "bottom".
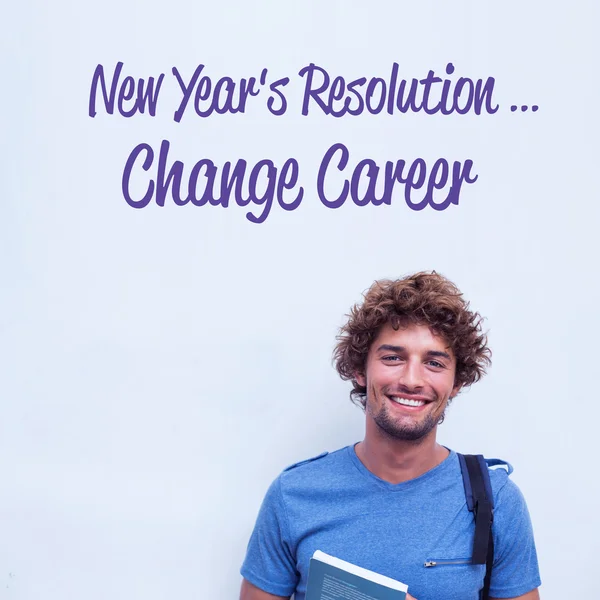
{"left": 88, "top": 61, "right": 536, "bottom": 223}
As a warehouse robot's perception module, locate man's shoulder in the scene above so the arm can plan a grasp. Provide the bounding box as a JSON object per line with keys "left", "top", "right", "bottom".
{"left": 478, "top": 455, "right": 531, "bottom": 511}
{"left": 482, "top": 456, "right": 515, "bottom": 494}
{"left": 282, "top": 445, "right": 350, "bottom": 472}
{"left": 282, "top": 450, "right": 332, "bottom": 472}
{"left": 277, "top": 446, "right": 352, "bottom": 485}
{"left": 454, "top": 452, "right": 521, "bottom": 501}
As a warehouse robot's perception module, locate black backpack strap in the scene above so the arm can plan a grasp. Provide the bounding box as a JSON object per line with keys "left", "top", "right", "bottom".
{"left": 458, "top": 453, "right": 495, "bottom": 600}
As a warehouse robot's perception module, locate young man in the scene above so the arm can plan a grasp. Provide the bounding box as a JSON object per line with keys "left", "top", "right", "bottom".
{"left": 240, "top": 272, "right": 541, "bottom": 600}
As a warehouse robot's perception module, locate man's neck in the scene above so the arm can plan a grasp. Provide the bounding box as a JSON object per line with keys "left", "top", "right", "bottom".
{"left": 355, "top": 428, "right": 449, "bottom": 485}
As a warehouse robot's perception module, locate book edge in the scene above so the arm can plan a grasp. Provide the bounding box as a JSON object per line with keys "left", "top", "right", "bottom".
{"left": 312, "top": 550, "right": 408, "bottom": 593}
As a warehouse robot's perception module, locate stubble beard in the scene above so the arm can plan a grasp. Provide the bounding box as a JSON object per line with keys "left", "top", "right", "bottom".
{"left": 367, "top": 387, "right": 445, "bottom": 443}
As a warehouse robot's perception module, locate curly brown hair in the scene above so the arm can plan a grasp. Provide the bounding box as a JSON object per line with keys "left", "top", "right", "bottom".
{"left": 333, "top": 272, "right": 491, "bottom": 407}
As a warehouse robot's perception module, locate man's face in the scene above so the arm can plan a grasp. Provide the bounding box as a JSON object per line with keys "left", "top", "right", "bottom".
{"left": 355, "top": 322, "right": 460, "bottom": 442}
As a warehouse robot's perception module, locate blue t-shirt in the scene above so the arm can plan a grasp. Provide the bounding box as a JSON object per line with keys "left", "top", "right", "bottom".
{"left": 241, "top": 445, "right": 541, "bottom": 600}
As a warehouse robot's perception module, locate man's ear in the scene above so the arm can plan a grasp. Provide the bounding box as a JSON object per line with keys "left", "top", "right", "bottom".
{"left": 451, "top": 383, "right": 462, "bottom": 399}
{"left": 355, "top": 372, "right": 366, "bottom": 387}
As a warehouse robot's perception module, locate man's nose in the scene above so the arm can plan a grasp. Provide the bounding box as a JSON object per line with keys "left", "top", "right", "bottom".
{"left": 399, "top": 360, "right": 424, "bottom": 390}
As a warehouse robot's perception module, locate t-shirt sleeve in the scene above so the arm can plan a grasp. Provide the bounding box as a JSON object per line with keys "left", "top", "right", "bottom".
{"left": 240, "top": 476, "right": 298, "bottom": 597}
{"left": 489, "top": 477, "right": 542, "bottom": 598}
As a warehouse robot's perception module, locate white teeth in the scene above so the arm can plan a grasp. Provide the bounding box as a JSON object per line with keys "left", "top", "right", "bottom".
{"left": 390, "top": 397, "right": 426, "bottom": 407}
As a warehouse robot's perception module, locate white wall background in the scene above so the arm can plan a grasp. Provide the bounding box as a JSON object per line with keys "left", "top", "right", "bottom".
{"left": 2, "top": 1, "right": 599, "bottom": 598}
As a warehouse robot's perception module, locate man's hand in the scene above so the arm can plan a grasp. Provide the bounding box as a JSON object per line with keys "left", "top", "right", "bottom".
{"left": 239, "top": 579, "right": 420, "bottom": 600}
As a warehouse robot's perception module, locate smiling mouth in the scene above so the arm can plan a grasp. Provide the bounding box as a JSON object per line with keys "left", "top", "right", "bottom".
{"left": 388, "top": 396, "right": 431, "bottom": 408}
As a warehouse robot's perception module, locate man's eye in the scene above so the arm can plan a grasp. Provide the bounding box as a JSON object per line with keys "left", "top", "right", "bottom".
{"left": 427, "top": 360, "right": 444, "bottom": 368}
{"left": 382, "top": 356, "right": 401, "bottom": 362}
